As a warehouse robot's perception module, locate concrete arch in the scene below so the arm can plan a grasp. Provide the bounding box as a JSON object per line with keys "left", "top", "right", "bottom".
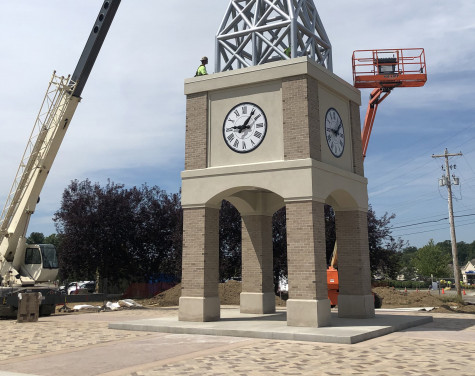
{"left": 325, "top": 188, "right": 363, "bottom": 211}
{"left": 206, "top": 186, "right": 285, "bottom": 217}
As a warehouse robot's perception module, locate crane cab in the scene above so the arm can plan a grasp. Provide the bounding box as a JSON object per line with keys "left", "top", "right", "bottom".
{"left": 21, "top": 244, "right": 59, "bottom": 285}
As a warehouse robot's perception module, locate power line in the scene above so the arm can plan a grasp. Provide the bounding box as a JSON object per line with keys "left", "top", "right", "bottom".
{"left": 393, "top": 220, "right": 475, "bottom": 237}
{"left": 390, "top": 213, "right": 475, "bottom": 230}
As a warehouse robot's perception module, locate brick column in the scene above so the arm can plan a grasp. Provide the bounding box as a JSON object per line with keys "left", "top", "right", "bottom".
{"left": 179, "top": 207, "right": 220, "bottom": 321}
{"left": 185, "top": 92, "right": 208, "bottom": 170}
{"left": 282, "top": 75, "right": 321, "bottom": 161}
{"left": 240, "top": 215, "right": 275, "bottom": 314}
{"left": 349, "top": 100, "right": 364, "bottom": 176}
{"left": 285, "top": 201, "right": 331, "bottom": 327}
{"left": 335, "top": 209, "right": 375, "bottom": 318}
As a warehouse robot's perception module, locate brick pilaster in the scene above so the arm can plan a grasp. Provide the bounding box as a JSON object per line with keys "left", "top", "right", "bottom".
{"left": 181, "top": 207, "right": 219, "bottom": 298}
{"left": 282, "top": 76, "right": 321, "bottom": 161}
{"left": 185, "top": 92, "right": 208, "bottom": 170}
{"left": 350, "top": 100, "right": 364, "bottom": 176}
{"left": 241, "top": 215, "right": 274, "bottom": 294}
{"left": 286, "top": 201, "right": 328, "bottom": 300}
{"left": 335, "top": 210, "right": 372, "bottom": 295}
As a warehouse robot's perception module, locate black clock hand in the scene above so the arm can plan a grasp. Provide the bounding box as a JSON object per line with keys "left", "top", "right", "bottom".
{"left": 240, "top": 108, "right": 256, "bottom": 131}
{"left": 326, "top": 126, "right": 337, "bottom": 135}
{"left": 231, "top": 109, "right": 256, "bottom": 133}
{"left": 336, "top": 121, "right": 343, "bottom": 134}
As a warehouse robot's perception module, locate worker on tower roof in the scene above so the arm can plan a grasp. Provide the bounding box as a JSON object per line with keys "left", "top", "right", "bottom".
{"left": 284, "top": 46, "right": 291, "bottom": 58}
{"left": 195, "top": 56, "right": 208, "bottom": 77}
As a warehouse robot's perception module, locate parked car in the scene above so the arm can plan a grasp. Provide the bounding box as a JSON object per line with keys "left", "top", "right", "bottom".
{"left": 66, "top": 281, "right": 96, "bottom": 295}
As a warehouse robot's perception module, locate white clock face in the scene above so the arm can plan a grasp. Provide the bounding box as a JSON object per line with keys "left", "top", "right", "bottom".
{"left": 223, "top": 102, "right": 267, "bottom": 153}
{"left": 325, "top": 108, "right": 345, "bottom": 158}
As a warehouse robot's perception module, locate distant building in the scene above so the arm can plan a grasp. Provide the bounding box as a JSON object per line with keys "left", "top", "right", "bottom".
{"left": 461, "top": 259, "right": 475, "bottom": 285}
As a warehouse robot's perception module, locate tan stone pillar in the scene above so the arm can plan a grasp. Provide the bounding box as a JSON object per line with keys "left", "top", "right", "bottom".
{"left": 240, "top": 215, "right": 275, "bottom": 314}
{"left": 335, "top": 209, "right": 375, "bottom": 318}
{"left": 285, "top": 201, "right": 331, "bottom": 327}
{"left": 179, "top": 207, "right": 220, "bottom": 322}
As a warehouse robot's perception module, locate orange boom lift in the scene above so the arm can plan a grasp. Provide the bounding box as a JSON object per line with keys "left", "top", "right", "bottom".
{"left": 353, "top": 48, "right": 427, "bottom": 158}
{"left": 327, "top": 48, "right": 427, "bottom": 307}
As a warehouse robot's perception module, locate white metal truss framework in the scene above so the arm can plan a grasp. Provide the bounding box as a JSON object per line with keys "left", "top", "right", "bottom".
{"left": 0, "top": 73, "right": 76, "bottom": 242}
{"left": 215, "top": 0, "right": 332, "bottom": 72}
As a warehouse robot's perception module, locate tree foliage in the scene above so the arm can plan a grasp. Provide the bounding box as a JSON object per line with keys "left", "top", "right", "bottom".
{"left": 366, "top": 206, "right": 404, "bottom": 279}
{"left": 53, "top": 178, "right": 407, "bottom": 287}
{"left": 412, "top": 239, "right": 452, "bottom": 278}
{"left": 53, "top": 179, "right": 182, "bottom": 283}
{"left": 272, "top": 207, "right": 287, "bottom": 292}
{"left": 219, "top": 200, "right": 242, "bottom": 281}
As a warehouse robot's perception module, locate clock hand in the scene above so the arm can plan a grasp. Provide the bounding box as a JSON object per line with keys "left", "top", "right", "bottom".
{"left": 231, "top": 109, "right": 256, "bottom": 133}
{"left": 336, "top": 121, "right": 343, "bottom": 134}
{"left": 241, "top": 108, "right": 256, "bottom": 130}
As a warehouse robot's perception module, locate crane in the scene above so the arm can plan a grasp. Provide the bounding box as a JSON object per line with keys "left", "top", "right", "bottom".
{"left": 327, "top": 48, "right": 427, "bottom": 307}
{"left": 0, "top": 0, "right": 121, "bottom": 315}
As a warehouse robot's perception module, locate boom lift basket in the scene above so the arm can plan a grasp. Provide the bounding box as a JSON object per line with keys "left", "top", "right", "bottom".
{"left": 352, "top": 48, "right": 427, "bottom": 89}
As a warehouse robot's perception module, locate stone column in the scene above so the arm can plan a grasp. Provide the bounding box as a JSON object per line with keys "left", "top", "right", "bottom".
{"left": 335, "top": 209, "right": 375, "bottom": 318}
{"left": 285, "top": 200, "right": 331, "bottom": 327}
{"left": 179, "top": 207, "right": 220, "bottom": 322}
{"left": 240, "top": 214, "right": 275, "bottom": 314}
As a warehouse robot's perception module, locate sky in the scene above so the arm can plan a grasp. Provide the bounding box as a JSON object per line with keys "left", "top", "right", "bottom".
{"left": 0, "top": 0, "right": 474, "bottom": 249}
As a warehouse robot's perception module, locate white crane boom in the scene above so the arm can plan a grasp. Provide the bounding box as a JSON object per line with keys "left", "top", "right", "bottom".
{"left": 0, "top": 0, "right": 121, "bottom": 288}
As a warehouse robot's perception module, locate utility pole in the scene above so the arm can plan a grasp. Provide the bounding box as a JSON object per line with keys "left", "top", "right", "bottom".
{"left": 432, "top": 148, "right": 463, "bottom": 298}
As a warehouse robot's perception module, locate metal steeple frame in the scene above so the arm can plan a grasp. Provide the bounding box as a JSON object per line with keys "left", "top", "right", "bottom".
{"left": 215, "top": 0, "right": 332, "bottom": 73}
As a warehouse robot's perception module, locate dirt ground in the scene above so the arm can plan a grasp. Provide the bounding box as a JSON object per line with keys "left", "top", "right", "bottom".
{"left": 136, "top": 282, "right": 475, "bottom": 314}
{"left": 372, "top": 286, "right": 475, "bottom": 314}
{"left": 138, "top": 281, "right": 286, "bottom": 308}
{"left": 58, "top": 282, "right": 475, "bottom": 315}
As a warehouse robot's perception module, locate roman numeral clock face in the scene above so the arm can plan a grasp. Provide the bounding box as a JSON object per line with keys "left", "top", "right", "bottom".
{"left": 325, "top": 108, "right": 345, "bottom": 158}
{"left": 223, "top": 102, "right": 267, "bottom": 153}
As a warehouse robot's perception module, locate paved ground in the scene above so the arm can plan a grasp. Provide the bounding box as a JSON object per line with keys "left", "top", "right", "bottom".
{"left": 0, "top": 307, "right": 473, "bottom": 376}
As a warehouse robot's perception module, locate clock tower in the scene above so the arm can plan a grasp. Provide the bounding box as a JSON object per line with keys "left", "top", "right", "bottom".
{"left": 179, "top": 0, "right": 374, "bottom": 327}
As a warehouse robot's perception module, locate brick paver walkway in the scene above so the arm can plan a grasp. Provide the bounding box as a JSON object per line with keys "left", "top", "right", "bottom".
{"left": 0, "top": 309, "right": 473, "bottom": 376}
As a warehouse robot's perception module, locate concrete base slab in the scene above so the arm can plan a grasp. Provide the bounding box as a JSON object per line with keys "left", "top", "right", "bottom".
{"left": 178, "top": 296, "right": 220, "bottom": 322}
{"left": 240, "top": 292, "right": 275, "bottom": 314}
{"left": 338, "top": 294, "right": 375, "bottom": 318}
{"left": 287, "top": 298, "right": 331, "bottom": 327}
{"left": 109, "top": 308, "right": 433, "bottom": 344}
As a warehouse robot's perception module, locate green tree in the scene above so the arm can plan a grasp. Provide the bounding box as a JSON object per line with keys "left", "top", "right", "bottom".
{"left": 219, "top": 200, "right": 242, "bottom": 281}
{"left": 272, "top": 207, "right": 287, "bottom": 293}
{"left": 399, "top": 246, "right": 418, "bottom": 280}
{"left": 367, "top": 207, "right": 403, "bottom": 279}
{"left": 412, "top": 239, "right": 452, "bottom": 278}
{"left": 54, "top": 180, "right": 182, "bottom": 284}
{"left": 27, "top": 232, "right": 45, "bottom": 244}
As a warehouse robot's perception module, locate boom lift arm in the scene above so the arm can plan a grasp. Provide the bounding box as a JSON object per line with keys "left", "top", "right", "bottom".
{"left": 361, "top": 87, "right": 392, "bottom": 158}
{"left": 0, "top": 0, "right": 121, "bottom": 287}
{"left": 326, "top": 49, "right": 427, "bottom": 307}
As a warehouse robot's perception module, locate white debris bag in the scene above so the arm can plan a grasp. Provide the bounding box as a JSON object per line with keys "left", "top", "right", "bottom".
{"left": 118, "top": 299, "right": 142, "bottom": 308}
{"left": 106, "top": 301, "right": 121, "bottom": 310}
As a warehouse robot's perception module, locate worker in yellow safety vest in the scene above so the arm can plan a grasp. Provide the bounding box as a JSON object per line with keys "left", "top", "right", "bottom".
{"left": 195, "top": 56, "right": 208, "bottom": 76}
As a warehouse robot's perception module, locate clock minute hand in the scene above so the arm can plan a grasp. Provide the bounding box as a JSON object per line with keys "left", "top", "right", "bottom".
{"left": 336, "top": 121, "right": 343, "bottom": 134}
{"left": 241, "top": 108, "right": 256, "bottom": 130}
